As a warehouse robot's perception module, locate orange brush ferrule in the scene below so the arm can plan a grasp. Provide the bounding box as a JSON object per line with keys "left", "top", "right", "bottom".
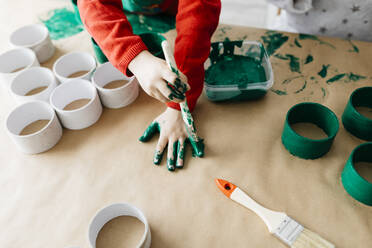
{"left": 215, "top": 179, "right": 237, "bottom": 198}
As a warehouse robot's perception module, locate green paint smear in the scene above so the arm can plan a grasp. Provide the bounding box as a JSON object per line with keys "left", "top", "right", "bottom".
{"left": 285, "top": 54, "right": 300, "bottom": 73}
{"left": 126, "top": 11, "right": 175, "bottom": 34}
{"left": 271, "top": 89, "right": 287, "bottom": 95}
{"left": 326, "top": 73, "right": 366, "bottom": 84}
{"left": 348, "top": 41, "right": 359, "bottom": 53}
{"left": 273, "top": 53, "right": 289, "bottom": 60}
{"left": 190, "top": 139, "right": 205, "bottom": 158}
{"left": 166, "top": 75, "right": 187, "bottom": 101}
{"left": 294, "top": 38, "right": 302, "bottom": 48}
{"left": 261, "top": 31, "right": 289, "bottom": 56}
{"left": 40, "top": 7, "right": 83, "bottom": 40}
{"left": 298, "top": 33, "right": 336, "bottom": 49}
{"left": 318, "top": 64, "right": 330, "bottom": 78}
{"left": 167, "top": 141, "right": 178, "bottom": 171}
{"left": 153, "top": 150, "right": 163, "bottom": 165}
{"left": 282, "top": 75, "right": 303, "bottom": 85}
{"left": 305, "top": 55, "right": 313, "bottom": 64}
{"left": 295, "top": 80, "right": 307, "bottom": 94}
{"left": 321, "top": 87, "right": 326, "bottom": 98}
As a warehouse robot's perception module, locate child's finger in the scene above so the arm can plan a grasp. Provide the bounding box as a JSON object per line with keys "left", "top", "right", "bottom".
{"left": 154, "top": 136, "right": 167, "bottom": 165}
{"left": 157, "top": 81, "right": 182, "bottom": 103}
{"left": 176, "top": 139, "right": 186, "bottom": 168}
{"left": 139, "top": 122, "right": 160, "bottom": 142}
{"left": 162, "top": 69, "right": 177, "bottom": 86}
{"left": 167, "top": 140, "right": 178, "bottom": 171}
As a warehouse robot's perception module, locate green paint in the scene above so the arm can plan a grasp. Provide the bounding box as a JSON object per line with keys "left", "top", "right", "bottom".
{"left": 285, "top": 54, "right": 300, "bottom": 73}
{"left": 261, "top": 31, "right": 289, "bottom": 56}
{"left": 125, "top": 11, "right": 175, "bottom": 34}
{"left": 139, "top": 33, "right": 165, "bottom": 59}
{"left": 153, "top": 150, "right": 163, "bottom": 165}
{"left": 91, "top": 38, "right": 108, "bottom": 64}
{"left": 318, "top": 64, "right": 330, "bottom": 78}
{"left": 190, "top": 139, "right": 205, "bottom": 158}
{"left": 298, "top": 34, "right": 336, "bottom": 49}
{"left": 321, "top": 87, "right": 326, "bottom": 98}
{"left": 40, "top": 8, "right": 83, "bottom": 40}
{"left": 166, "top": 76, "right": 187, "bottom": 101}
{"left": 294, "top": 38, "right": 302, "bottom": 48}
{"left": 348, "top": 41, "right": 359, "bottom": 53}
{"left": 326, "top": 73, "right": 346, "bottom": 83}
{"left": 295, "top": 80, "right": 307, "bottom": 94}
{"left": 139, "top": 122, "right": 160, "bottom": 142}
{"left": 167, "top": 142, "right": 178, "bottom": 171}
{"left": 348, "top": 73, "right": 366, "bottom": 82}
{"left": 305, "top": 55, "right": 313, "bottom": 64}
{"left": 326, "top": 73, "right": 366, "bottom": 84}
{"left": 71, "top": 0, "right": 82, "bottom": 24}
{"left": 273, "top": 53, "right": 289, "bottom": 60}
{"left": 310, "top": 76, "right": 315, "bottom": 80}
{"left": 282, "top": 75, "right": 303, "bottom": 84}
{"left": 271, "top": 89, "right": 287, "bottom": 95}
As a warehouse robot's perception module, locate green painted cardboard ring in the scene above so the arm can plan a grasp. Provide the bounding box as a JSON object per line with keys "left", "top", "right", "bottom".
{"left": 71, "top": 0, "right": 83, "bottom": 25}
{"left": 91, "top": 38, "right": 109, "bottom": 64}
{"left": 282, "top": 102, "right": 339, "bottom": 159}
{"left": 341, "top": 142, "right": 372, "bottom": 206}
{"left": 342, "top": 87, "right": 372, "bottom": 141}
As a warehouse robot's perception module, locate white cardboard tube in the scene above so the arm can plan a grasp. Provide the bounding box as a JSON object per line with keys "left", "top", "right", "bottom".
{"left": 50, "top": 79, "right": 102, "bottom": 130}
{"left": 10, "top": 67, "right": 58, "bottom": 104}
{"left": 6, "top": 101, "right": 62, "bottom": 154}
{"left": 53, "top": 52, "right": 96, "bottom": 84}
{"left": 10, "top": 24, "right": 55, "bottom": 63}
{"left": 92, "top": 62, "right": 139, "bottom": 109}
{"left": 88, "top": 203, "right": 151, "bottom": 248}
{"left": 0, "top": 48, "right": 40, "bottom": 90}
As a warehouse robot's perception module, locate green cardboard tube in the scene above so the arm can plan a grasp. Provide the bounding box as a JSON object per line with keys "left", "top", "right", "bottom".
{"left": 282, "top": 102, "right": 339, "bottom": 159}
{"left": 139, "top": 33, "right": 165, "bottom": 59}
{"left": 71, "top": 0, "right": 83, "bottom": 25}
{"left": 91, "top": 38, "right": 108, "bottom": 64}
{"left": 341, "top": 142, "right": 372, "bottom": 206}
{"left": 342, "top": 87, "right": 372, "bottom": 141}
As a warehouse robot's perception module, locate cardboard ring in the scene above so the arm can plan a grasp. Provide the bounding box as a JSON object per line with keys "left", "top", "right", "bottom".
{"left": 9, "top": 24, "right": 55, "bottom": 63}
{"left": 92, "top": 62, "right": 138, "bottom": 109}
{"left": 341, "top": 142, "right": 372, "bottom": 206}
{"left": 88, "top": 203, "right": 151, "bottom": 248}
{"left": 342, "top": 87, "right": 372, "bottom": 141}
{"left": 282, "top": 102, "right": 339, "bottom": 159}
{"left": 6, "top": 100, "right": 62, "bottom": 154}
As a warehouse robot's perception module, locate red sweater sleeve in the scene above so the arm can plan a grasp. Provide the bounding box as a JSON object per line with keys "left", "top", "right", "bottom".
{"left": 78, "top": 0, "right": 148, "bottom": 76}
{"left": 167, "top": 0, "right": 221, "bottom": 111}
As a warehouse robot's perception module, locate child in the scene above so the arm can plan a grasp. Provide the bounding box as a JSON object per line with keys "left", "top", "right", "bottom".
{"left": 78, "top": 0, "right": 221, "bottom": 170}
{"left": 267, "top": 0, "right": 372, "bottom": 42}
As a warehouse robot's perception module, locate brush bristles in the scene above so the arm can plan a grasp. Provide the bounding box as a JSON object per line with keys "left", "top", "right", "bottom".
{"left": 291, "top": 228, "right": 335, "bottom": 248}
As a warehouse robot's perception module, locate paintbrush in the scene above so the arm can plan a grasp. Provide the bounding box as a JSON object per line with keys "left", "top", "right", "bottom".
{"left": 161, "top": 40, "right": 204, "bottom": 157}
{"left": 215, "top": 179, "right": 335, "bottom": 248}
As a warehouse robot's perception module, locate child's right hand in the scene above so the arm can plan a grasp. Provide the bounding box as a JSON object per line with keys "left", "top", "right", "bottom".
{"left": 128, "top": 50, "right": 190, "bottom": 103}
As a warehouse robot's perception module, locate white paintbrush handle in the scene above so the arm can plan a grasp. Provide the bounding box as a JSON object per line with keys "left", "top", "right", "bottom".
{"left": 230, "top": 188, "right": 287, "bottom": 232}
{"left": 161, "top": 40, "right": 177, "bottom": 71}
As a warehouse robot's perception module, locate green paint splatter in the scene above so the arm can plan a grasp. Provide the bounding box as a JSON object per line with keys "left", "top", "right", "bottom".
{"left": 294, "top": 38, "right": 302, "bottom": 48}
{"left": 305, "top": 55, "right": 313, "bottom": 64}
{"left": 321, "top": 87, "right": 326, "bottom": 98}
{"left": 261, "top": 31, "right": 289, "bottom": 56}
{"left": 166, "top": 77, "right": 187, "bottom": 101}
{"left": 273, "top": 53, "right": 289, "bottom": 60}
{"left": 271, "top": 89, "right": 287, "bottom": 95}
{"left": 126, "top": 12, "right": 175, "bottom": 34}
{"left": 318, "top": 64, "right": 330, "bottom": 78}
{"left": 40, "top": 8, "right": 83, "bottom": 40}
{"left": 282, "top": 75, "right": 303, "bottom": 84}
{"left": 295, "top": 80, "right": 307, "bottom": 94}
{"left": 348, "top": 41, "right": 359, "bottom": 53}
{"left": 310, "top": 76, "right": 315, "bottom": 80}
{"left": 285, "top": 54, "right": 300, "bottom": 73}
{"left": 167, "top": 142, "right": 178, "bottom": 171}
{"left": 326, "top": 73, "right": 346, "bottom": 83}
{"left": 298, "top": 33, "right": 336, "bottom": 49}
{"left": 153, "top": 150, "right": 163, "bottom": 165}
{"left": 348, "top": 73, "right": 366, "bottom": 82}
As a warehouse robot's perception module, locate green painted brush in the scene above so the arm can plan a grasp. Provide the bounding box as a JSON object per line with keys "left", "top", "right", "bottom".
{"left": 161, "top": 40, "right": 204, "bottom": 157}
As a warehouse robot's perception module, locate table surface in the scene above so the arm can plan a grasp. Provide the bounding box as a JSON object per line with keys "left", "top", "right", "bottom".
{"left": 0, "top": 1, "right": 372, "bottom": 247}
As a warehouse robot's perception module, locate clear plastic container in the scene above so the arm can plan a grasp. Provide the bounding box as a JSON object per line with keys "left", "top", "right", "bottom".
{"left": 204, "top": 40, "right": 273, "bottom": 102}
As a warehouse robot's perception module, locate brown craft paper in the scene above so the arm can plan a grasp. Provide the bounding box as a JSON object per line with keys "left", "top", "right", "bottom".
{"left": 0, "top": 1, "right": 371, "bottom": 247}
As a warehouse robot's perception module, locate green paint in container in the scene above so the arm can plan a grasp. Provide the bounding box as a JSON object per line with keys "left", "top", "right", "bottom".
{"left": 204, "top": 40, "right": 273, "bottom": 102}
{"left": 91, "top": 38, "right": 108, "bottom": 64}
{"left": 71, "top": 0, "right": 83, "bottom": 25}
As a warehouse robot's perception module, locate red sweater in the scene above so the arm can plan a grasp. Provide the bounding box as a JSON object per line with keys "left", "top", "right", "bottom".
{"left": 78, "top": 0, "right": 221, "bottom": 111}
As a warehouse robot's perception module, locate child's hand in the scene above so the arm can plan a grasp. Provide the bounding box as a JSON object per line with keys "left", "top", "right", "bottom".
{"left": 128, "top": 50, "right": 190, "bottom": 103}
{"left": 139, "top": 107, "right": 190, "bottom": 171}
